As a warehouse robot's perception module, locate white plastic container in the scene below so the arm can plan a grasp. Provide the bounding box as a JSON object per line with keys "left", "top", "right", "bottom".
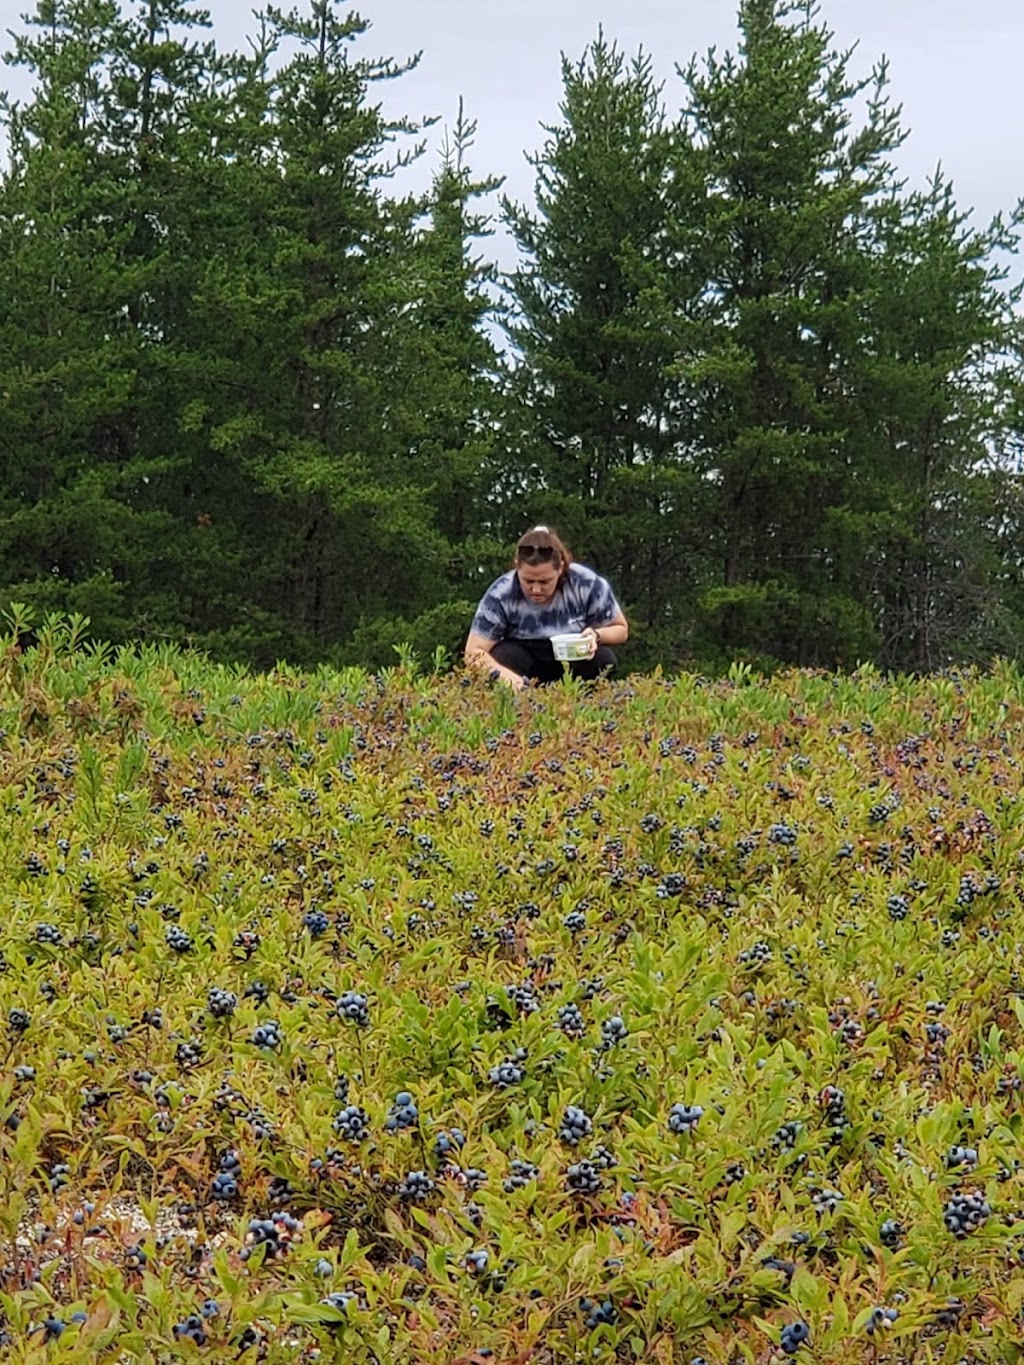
{"left": 551, "top": 632, "right": 591, "bottom": 662}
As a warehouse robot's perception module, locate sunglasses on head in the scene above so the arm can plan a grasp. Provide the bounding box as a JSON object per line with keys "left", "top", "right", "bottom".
{"left": 517, "top": 543, "right": 556, "bottom": 564}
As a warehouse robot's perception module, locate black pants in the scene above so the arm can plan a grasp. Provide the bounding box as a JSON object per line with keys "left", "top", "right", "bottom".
{"left": 491, "top": 637, "right": 617, "bottom": 684}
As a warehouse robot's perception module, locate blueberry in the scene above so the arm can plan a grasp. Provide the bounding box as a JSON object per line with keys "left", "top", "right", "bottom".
{"left": 211, "top": 1172, "right": 239, "bottom": 1201}
{"left": 566, "top": 1160, "right": 602, "bottom": 1195}
{"left": 251, "top": 1020, "right": 282, "bottom": 1049}
{"left": 165, "top": 924, "right": 193, "bottom": 953}
{"left": 773, "top": 1120, "right": 803, "bottom": 1149}
{"left": 488, "top": 1058, "right": 525, "bottom": 1088}
{"left": 173, "top": 1315, "right": 207, "bottom": 1346}
{"left": 433, "top": 1128, "right": 466, "bottom": 1162}
{"left": 866, "top": 1305, "right": 899, "bottom": 1333}
{"left": 580, "top": 1296, "right": 617, "bottom": 1329}
{"left": 600, "top": 1015, "right": 629, "bottom": 1047}
{"left": 337, "top": 990, "right": 370, "bottom": 1027}
{"left": 506, "top": 982, "right": 539, "bottom": 1016}
{"left": 556, "top": 1003, "right": 586, "bottom": 1038}
{"left": 207, "top": 987, "right": 237, "bottom": 1018}
{"left": 945, "top": 1144, "right": 978, "bottom": 1169}
{"left": 319, "top": 1291, "right": 356, "bottom": 1319}
{"left": 558, "top": 1105, "right": 593, "bottom": 1146}
{"left": 503, "top": 1158, "right": 539, "bottom": 1192}
{"left": 943, "top": 1192, "right": 990, "bottom": 1237}
{"left": 304, "top": 910, "right": 330, "bottom": 937}
{"left": 385, "top": 1092, "right": 419, "bottom": 1130}
{"left": 333, "top": 1105, "right": 370, "bottom": 1142}
{"left": 667, "top": 1103, "right": 704, "bottom": 1135}
{"left": 398, "top": 1170, "right": 434, "bottom": 1202}
{"left": 780, "top": 1320, "right": 811, "bottom": 1354}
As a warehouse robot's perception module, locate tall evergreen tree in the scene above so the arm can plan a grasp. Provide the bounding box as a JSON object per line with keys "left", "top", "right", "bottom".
{"left": 0, "top": 0, "right": 248, "bottom": 640}
{"left": 171, "top": 2, "right": 457, "bottom": 663}
{"left": 503, "top": 34, "right": 696, "bottom": 651}
{"left": 853, "top": 176, "right": 1024, "bottom": 669}
{"left": 675, "top": 0, "right": 906, "bottom": 666}
{"left": 343, "top": 101, "right": 510, "bottom": 665}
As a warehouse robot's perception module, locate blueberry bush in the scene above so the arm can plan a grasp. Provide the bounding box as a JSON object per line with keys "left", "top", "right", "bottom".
{"left": 2, "top": 618, "right": 1024, "bottom": 1361}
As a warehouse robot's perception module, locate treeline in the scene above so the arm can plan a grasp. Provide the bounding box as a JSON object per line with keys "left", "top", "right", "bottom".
{"left": 2, "top": 0, "right": 1023, "bottom": 673}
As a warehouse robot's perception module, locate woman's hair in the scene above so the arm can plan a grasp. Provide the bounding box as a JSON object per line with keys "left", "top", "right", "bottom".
{"left": 514, "top": 525, "right": 572, "bottom": 575}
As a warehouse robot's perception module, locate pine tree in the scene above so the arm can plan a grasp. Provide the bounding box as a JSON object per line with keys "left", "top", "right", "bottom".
{"left": 676, "top": 0, "right": 906, "bottom": 666}
{"left": 343, "top": 100, "right": 510, "bottom": 666}
{"left": 0, "top": 0, "right": 246, "bottom": 640}
{"left": 504, "top": 33, "right": 693, "bottom": 652}
{"left": 853, "top": 175, "right": 1024, "bottom": 669}
{"left": 162, "top": 1, "right": 448, "bottom": 662}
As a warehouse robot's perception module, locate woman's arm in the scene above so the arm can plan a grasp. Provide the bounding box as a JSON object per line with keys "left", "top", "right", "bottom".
{"left": 582, "top": 609, "right": 629, "bottom": 653}
{"left": 464, "top": 631, "right": 526, "bottom": 689}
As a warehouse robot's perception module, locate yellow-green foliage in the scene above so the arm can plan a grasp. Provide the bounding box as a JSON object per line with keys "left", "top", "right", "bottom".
{"left": 1, "top": 626, "right": 1024, "bottom": 1361}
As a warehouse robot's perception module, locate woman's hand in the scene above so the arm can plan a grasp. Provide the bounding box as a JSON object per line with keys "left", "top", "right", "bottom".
{"left": 581, "top": 627, "right": 599, "bottom": 659}
{"left": 488, "top": 663, "right": 528, "bottom": 691}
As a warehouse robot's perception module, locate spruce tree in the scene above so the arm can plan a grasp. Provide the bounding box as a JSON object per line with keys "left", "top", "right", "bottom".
{"left": 158, "top": 1, "right": 446, "bottom": 662}
{"left": 343, "top": 101, "right": 509, "bottom": 666}
{"left": 675, "top": 0, "right": 905, "bottom": 666}
{"left": 853, "top": 175, "right": 1024, "bottom": 669}
{"left": 0, "top": 0, "right": 247, "bottom": 641}
{"left": 504, "top": 33, "right": 693, "bottom": 652}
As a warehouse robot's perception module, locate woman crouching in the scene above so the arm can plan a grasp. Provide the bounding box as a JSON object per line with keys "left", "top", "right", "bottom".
{"left": 464, "top": 526, "right": 628, "bottom": 690}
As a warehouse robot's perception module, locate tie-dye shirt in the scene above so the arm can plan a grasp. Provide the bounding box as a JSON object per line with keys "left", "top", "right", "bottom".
{"left": 470, "top": 564, "right": 622, "bottom": 642}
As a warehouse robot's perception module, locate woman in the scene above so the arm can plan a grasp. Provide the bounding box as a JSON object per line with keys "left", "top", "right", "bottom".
{"left": 464, "top": 526, "right": 628, "bottom": 689}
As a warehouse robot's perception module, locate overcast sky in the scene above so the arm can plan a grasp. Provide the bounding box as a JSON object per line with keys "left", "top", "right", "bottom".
{"left": 4, "top": 0, "right": 1023, "bottom": 262}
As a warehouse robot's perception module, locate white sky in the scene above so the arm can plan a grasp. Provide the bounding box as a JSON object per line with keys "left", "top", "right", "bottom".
{"left": 4, "top": 0, "right": 1023, "bottom": 264}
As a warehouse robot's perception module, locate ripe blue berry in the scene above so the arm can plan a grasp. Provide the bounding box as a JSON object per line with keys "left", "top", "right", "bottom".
{"left": 398, "top": 1170, "right": 435, "bottom": 1202}
{"left": 780, "top": 1320, "right": 810, "bottom": 1354}
{"left": 943, "top": 1191, "right": 990, "bottom": 1237}
{"left": 211, "top": 1172, "right": 239, "bottom": 1201}
{"left": 668, "top": 1103, "right": 704, "bottom": 1135}
{"left": 337, "top": 990, "right": 370, "bottom": 1027}
{"left": 165, "top": 924, "right": 193, "bottom": 953}
{"left": 488, "top": 1057, "right": 525, "bottom": 1088}
{"left": 866, "top": 1305, "right": 899, "bottom": 1334}
{"left": 566, "top": 1160, "right": 602, "bottom": 1195}
{"left": 333, "top": 1105, "right": 370, "bottom": 1142}
{"left": 556, "top": 1002, "right": 586, "bottom": 1038}
{"left": 303, "top": 909, "right": 330, "bottom": 937}
{"left": 559, "top": 1105, "right": 593, "bottom": 1146}
{"left": 580, "top": 1297, "right": 617, "bottom": 1330}
{"left": 880, "top": 1218, "right": 902, "bottom": 1247}
{"left": 433, "top": 1128, "right": 466, "bottom": 1162}
{"left": 503, "top": 1158, "right": 539, "bottom": 1192}
{"left": 207, "top": 987, "right": 237, "bottom": 1018}
{"left": 251, "top": 1020, "right": 282, "bottom": 1050}
{"left": 173, "top": 1315, "right": 207, "bottom": 1346}
{"left": 319, "top": 1291, "right": 356, "bottom": 1320}
{"left": 600, "top": 1015, "right": 629, "bottom": 1047}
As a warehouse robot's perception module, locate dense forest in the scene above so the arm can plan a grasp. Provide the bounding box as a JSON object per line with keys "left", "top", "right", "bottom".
{"left": 1, "top": 0, "right": 1022, "bottom": 673}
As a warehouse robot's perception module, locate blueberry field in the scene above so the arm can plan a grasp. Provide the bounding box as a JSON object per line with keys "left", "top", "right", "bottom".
{"left": 4, "top": 622, "right": 1024, "bottom": 1362}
